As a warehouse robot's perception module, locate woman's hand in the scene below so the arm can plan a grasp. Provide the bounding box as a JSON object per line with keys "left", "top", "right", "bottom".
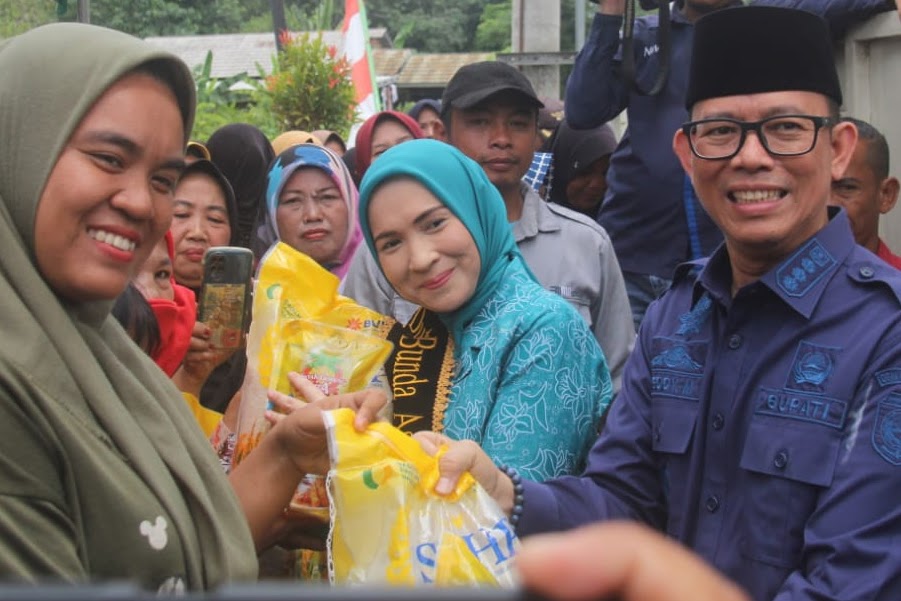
{"left": 268, "top": 372, "right": 387, "bottom": 476}
{"left": 414, "top": 432, "right": 515, "bottom": 514}
{"left": 518, "top": 522, "right": 750, "bottom": 601}
{"left": 172, "top": 320, "right": 235, "bottom": 396}
{"left": 229, "top": 371, "right": 388, "bottom": 552}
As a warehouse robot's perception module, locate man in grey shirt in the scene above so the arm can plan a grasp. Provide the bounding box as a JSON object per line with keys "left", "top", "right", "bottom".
{"left": 342, "top": 61, "right": 634, "bottom": 391}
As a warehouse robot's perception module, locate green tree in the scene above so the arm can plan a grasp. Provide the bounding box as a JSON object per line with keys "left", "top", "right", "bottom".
{"left": 88, "top": 0, "right": 244, "bottom": 37}
{"left": 0, "top": 2, "right": 55, "bottom": 38}
{"left": 262, "top": 32, "right": 357, "bottom": 138}
{"left": 365, "top": 0, "right": 484, "bottom": 52}
{"left": 239, "top": 0, "right": 340, "bottom": 34}
{"left": 474, "top": 1, "right": 511, "bottom": 51}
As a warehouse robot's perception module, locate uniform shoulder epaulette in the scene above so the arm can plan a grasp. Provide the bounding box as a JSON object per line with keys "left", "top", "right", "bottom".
{"left": 846, "top": 258, "right": 901, "bottom": 307}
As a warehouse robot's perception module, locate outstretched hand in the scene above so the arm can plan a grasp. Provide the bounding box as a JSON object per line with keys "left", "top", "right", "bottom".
{"left": 267, "top": 371, "right": 387, "bottom": 476}
{"left": 518, "top": 522, "right": 750, "bottom": 601}
{"left": 229, "top": 370, "right": 388, "bottom": 551}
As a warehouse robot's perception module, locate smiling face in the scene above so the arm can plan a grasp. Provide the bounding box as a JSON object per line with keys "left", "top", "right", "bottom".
{"left": 447, "top": 92, "right": 538, "bottom": 197}
{"left": 368, "top": 177, "right": 481, "bottom": 313}
{"left": 275, "top": 166, "right": 349, "bottom": 267}
{"left": 674, "top": 90, "right": 856, "bottom": 273}
{"left": 33, "top": 72, "right": 185, "bottom": 303}
{"left": 169, "top": 171, "right": 232, "bottom": 289}
{"left": 133, "top": 236, "right": 175, "bottom": 301}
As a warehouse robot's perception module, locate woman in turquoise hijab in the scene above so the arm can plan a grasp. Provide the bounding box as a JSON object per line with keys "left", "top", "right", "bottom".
{"left": 359, "top": 139, "right": 612, "bottom": 480}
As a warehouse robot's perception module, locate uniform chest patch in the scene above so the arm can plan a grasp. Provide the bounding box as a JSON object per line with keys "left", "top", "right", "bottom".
{"left": 872, "top": 393, "right": 901, "bottom": 466}
{"left": 785, "top": 341, "right": 840, "bottom": 394}
{"left": 650, "top": 337, "right": 707, "bottom": 401}
{"left": 776, "top": 240, "right": 836, "bottom": 297}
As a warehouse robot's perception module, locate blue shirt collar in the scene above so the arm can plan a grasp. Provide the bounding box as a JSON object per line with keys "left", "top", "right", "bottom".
{"left": 694, "top": 208, "right": 855, "bottom": 319}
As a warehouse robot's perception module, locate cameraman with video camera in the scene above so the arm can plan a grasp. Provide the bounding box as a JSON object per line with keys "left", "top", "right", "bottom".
{"left": 567, "top": 0, "right": 894, "bottom": 331}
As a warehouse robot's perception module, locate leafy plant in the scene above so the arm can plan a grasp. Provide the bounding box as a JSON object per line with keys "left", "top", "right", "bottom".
{"left": 189, "top": 51, "right": 279, "bottom": 141}
{"left": 193, "top": 50, "right": 253, "bottom": 106}
{"left": 262, "top": 31, "right": 357, "bottom": 139}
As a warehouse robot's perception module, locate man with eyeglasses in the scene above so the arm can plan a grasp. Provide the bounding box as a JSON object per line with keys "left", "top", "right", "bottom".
{"left": 429, "top": 6, "right": 901, "bottom": 601}
{"left": 569, "top": 0, "right": 893, "bottom": 331}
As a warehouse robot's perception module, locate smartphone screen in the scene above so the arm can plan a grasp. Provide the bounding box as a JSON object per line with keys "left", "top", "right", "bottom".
{"left": 198, "top": 247, "right": 253, "bottom": 350}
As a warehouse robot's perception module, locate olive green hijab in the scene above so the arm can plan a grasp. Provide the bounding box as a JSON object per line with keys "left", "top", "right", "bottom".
{"left": 0, "top": 24, "right": 256, "bottom": 586}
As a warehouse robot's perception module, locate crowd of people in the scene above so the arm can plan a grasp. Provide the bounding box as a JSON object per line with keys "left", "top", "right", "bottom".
{"left": 1, "top": 1, "right": 900, "bottom": 600}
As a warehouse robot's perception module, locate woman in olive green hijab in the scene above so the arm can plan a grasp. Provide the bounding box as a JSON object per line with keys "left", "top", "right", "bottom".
{"left": 0, "top": 23, "right": 383, "bottom": 590}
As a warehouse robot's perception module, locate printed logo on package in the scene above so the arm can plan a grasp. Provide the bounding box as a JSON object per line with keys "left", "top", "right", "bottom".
{"left": 785, "top": 340, "right": 840, "bottom": 394}
{"left": 872, "top": 393, "right": 901, "bottom": 466}
{"left": 650, "top": 337, "right": 707, "bottom": 401}
{"left": 775, "top": 239, "right": 836, "bottom": 298}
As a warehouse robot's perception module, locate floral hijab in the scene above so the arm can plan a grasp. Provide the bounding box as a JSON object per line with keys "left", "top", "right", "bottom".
{"left": 265, "top": 143, "right": 363, "bottom": 279}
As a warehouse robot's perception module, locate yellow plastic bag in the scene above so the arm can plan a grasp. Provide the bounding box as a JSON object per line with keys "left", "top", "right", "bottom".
{"left": 234, "top": 242, "right": 393, "bottom": 467}
{"left": 324, "top": 408, "right": 520, "bottom": 587}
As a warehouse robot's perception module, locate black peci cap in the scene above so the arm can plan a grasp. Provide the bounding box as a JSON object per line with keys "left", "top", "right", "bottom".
{"left": 685, "top": 6, "right": 842, "bottom": 110}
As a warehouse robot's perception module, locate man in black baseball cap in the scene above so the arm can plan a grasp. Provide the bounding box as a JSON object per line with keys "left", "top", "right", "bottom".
{"left": 439, "top": 60, "right": 636, "bottom": 393}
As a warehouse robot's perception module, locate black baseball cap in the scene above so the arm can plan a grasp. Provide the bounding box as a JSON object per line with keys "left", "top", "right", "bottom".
{"left": 441, "top": 61, "right": 544, "bottom": 116}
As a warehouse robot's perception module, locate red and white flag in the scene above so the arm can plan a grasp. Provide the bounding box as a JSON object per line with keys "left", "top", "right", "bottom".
{"left": 343, "top": 0, "right": 380, "bottom": 143}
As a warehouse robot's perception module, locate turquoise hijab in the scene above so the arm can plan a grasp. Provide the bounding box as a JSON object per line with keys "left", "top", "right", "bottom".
{"left": 358, "top": 139, "right": 536, "bottom": 338}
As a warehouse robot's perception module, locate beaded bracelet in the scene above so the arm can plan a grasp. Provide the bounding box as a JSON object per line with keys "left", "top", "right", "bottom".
{"left": 499, "top": 464, "right": 525, "bottom": 529}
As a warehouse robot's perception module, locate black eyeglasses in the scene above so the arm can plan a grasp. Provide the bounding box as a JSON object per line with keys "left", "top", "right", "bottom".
{"left": 682, "top": 115, "right": 834, "bottom": 160}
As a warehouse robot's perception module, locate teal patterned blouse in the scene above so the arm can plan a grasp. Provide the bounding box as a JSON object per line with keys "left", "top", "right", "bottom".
{"left": 444, "top": 258, "right": 611, "bottom": 481}
{"left": 359, "top": 139, "right": 612, "bottom": 482}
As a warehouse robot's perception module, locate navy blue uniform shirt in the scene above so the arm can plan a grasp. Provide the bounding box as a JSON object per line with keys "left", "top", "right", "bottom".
{"left": 519, "top": 210, "right": 901, "bottom": 600}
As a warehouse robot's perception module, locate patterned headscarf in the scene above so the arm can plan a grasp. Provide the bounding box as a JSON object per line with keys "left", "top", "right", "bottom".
{"left": 265, "top": 143, "right": 363, "bottom": 279}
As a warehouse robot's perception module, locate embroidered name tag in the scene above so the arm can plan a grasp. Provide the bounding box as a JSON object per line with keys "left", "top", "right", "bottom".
{"left": 872, "top": 393, "right": 901, "bottom": 466}
{"left": 776, "top": 240, "right": 836, "bottom": 298}
{"left": 755, "top": 387, "right": 847, "bottom": 429}
{"left": 650, "top": 337, "right": 707, "bottom": 401}
{"left": 875, "top": 368, "right": 901, "bottom": 388}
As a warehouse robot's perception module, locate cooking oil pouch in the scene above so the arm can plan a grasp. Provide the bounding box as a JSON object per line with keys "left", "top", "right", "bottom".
{"left": 234, "top": 242, "right": 393, "bottom": 468}
{"left": 324, "top": 408, "right": 520, "bottom": 587}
